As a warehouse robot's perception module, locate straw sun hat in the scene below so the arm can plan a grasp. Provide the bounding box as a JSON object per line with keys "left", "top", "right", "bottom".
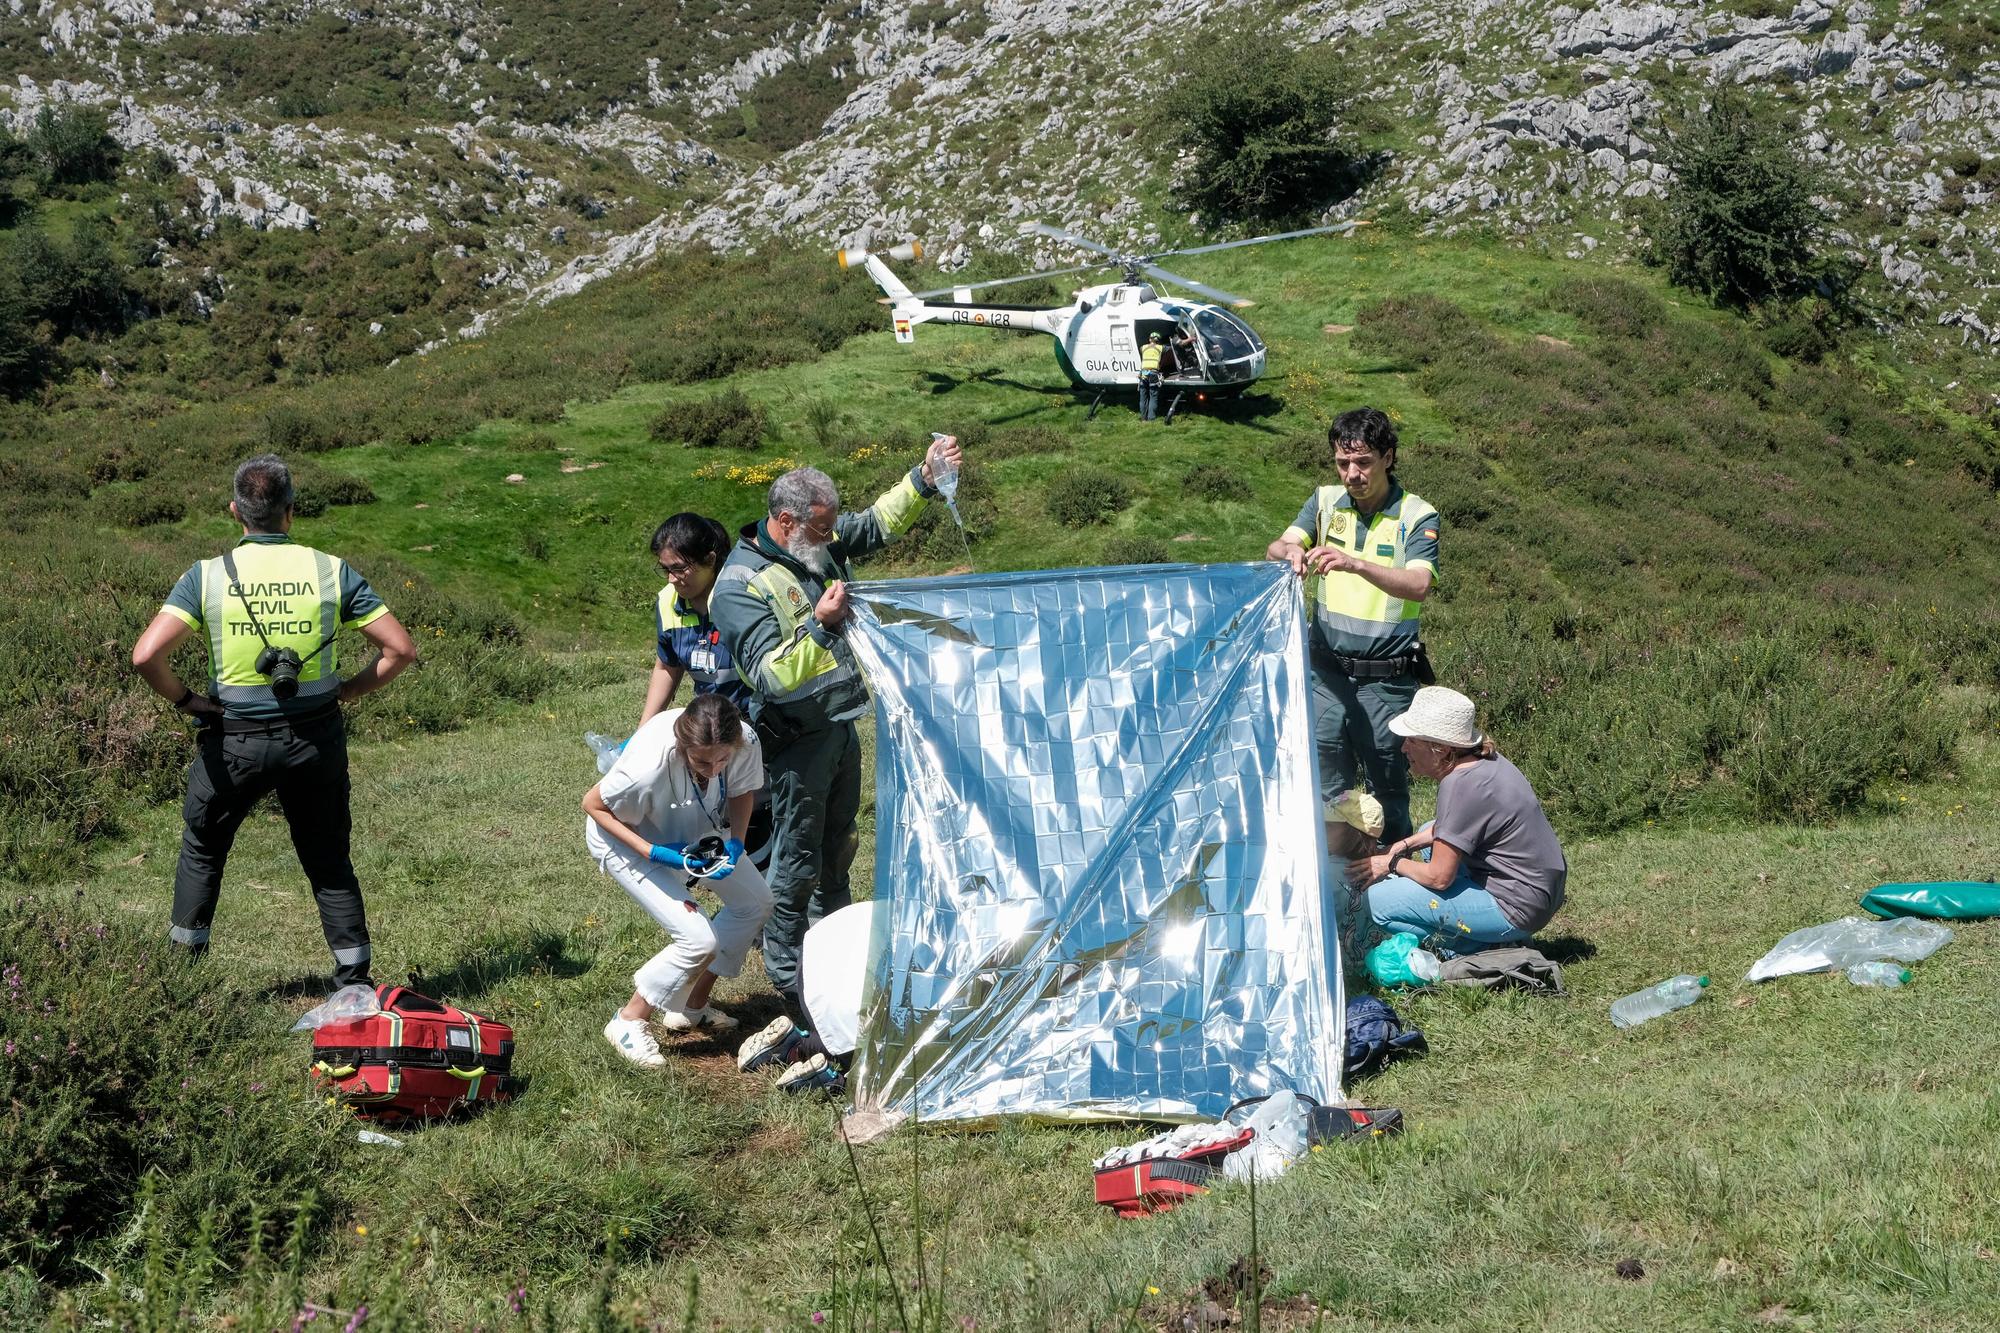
{"left": 1386, "top": 686, "right": 1485, "bottom": 749}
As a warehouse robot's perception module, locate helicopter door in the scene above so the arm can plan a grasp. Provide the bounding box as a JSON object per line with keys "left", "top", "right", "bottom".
{"left": 1108, "top": 323, "right": 1135, "bottom": 378}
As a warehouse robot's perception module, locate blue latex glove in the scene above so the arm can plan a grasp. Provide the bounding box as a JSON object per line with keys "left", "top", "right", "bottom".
{"left": 648, "top": 842, "right": 690, "bottom": 868}
{"left": 712, "top": 837, "right": 746, "bottom": 879}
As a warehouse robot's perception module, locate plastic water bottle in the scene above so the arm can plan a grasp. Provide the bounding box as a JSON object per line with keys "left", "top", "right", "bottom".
{"left": 1609, "top": 974, "right": 1709, "bottom": 1029}
{"left": 928, "top": 432, "right": 960, "bottom": 506}
{"left": 1845, "top": 960, "right": 1912, "bottom": 988}
{"left": 1409, "top": 947, "right": 1442, "bottom": 982}
{"left": 584, "top": 731, "right": 622, "bottom": 775}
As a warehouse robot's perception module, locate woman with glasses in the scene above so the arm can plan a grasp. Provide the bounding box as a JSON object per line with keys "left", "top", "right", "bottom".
{"left": 638, "top": 512, "right": 774, "bottom": 870}
{"left": 640, "top": 513, "right": 750, "bottom": 727}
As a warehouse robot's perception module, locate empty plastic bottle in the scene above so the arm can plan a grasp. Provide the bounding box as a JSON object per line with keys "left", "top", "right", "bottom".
{"left": 928, "top": 432, "right": 960, "bottom": 505}
{"left": 1610, "top": 974, "right": 1709, "bottom": 1029}
{"left": 1845, "top": 960, "right": 1912, "bottom": 988}
{"left": 584, "top": 731, "right": 622, "bottom": 775}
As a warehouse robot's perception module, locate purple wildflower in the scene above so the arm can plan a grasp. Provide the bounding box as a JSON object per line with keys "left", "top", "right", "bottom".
{"left": 811, "top": 1313, "right": 827, "bottom": 1326}
{"left": 509, "top": 1285, "right": 526, "bottom": 1315}
{"left": 343, "top": 1305, "right": 368, "bottom": 1332}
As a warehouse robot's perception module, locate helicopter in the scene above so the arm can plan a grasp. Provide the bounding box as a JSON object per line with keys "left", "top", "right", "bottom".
{"left": 836, "top": 220, "right": 1366, "bottom": 422}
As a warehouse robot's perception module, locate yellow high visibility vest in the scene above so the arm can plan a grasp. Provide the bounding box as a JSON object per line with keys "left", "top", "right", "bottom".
{"left": 1290, "top": 484, "right": 1437, "bottom": 657}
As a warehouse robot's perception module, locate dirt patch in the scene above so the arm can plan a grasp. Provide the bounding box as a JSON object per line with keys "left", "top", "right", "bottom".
{"left": 1322, "top": 323, "right": 1354, "bottom": 335}
{"left": 1535, "top": 334, "right": 1573, "bottom": 348}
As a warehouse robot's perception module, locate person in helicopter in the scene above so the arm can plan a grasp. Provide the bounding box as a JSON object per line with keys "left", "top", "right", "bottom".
{"left": 1163, "top": 327, "right": 1198, "bottom": 380}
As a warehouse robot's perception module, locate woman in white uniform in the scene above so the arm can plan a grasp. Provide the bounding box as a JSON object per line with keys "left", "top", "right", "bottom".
{"left": 583, "top": 692, "right": 774, "bottom": 1067}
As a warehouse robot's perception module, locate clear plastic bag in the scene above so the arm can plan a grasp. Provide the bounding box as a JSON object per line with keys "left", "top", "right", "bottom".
{"left": 291, "top": 983, "right": 383, "bottom": 1031}
{"left": 1746, "top": 916, "right": 1953, "bottom": 983}
{"left": 1222, "top": 1090, "right": 1312, "bottom": 1183}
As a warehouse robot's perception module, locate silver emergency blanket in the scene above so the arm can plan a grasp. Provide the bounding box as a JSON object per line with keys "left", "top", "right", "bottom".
{"left": 843, "top": 561, "right": 1342, "bottom": 1126}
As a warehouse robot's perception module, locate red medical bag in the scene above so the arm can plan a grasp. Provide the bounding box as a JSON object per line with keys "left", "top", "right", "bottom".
{"left": 310, "top": 984, "right": 519, "bottom": 1121}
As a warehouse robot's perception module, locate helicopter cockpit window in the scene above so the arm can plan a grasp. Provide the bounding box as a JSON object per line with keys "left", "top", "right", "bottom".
{"left": 1194, "top": 308, "right": 1259, "bottom": 361}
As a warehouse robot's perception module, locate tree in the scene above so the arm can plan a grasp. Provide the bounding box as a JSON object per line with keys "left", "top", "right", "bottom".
{"left": 1160, "top": 33, "right": 1363, "bottom": 225}
{"left": 1648, "top": 90, "right": 1828, "bottom": 307}
{"left": 26, "top": 103, "right": 121, "bottom": 189}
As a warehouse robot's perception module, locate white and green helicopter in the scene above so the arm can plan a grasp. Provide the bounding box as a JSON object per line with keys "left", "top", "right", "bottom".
{"left": 838, "top": 220, "right": 1365, "bottom": 421}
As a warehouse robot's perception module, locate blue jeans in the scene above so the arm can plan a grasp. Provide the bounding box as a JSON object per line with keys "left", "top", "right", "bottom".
{"left": 1365, "top": 823, "right": 1531, "bottom": 954}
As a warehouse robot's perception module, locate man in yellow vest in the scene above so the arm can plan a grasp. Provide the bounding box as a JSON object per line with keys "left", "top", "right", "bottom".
{"left": 130, "top": 454, "right": 417, "bottom": 987}
{"left": 1138, "top": 331, "right": 1165, "bottom": 421}
{"left": 1267, "top": 408, "right": 1438, "bottom": 844}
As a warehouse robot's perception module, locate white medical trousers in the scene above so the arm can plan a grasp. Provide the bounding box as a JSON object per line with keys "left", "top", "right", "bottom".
{"left": 594, "top": 848, "right": 774, "bottom": 1012}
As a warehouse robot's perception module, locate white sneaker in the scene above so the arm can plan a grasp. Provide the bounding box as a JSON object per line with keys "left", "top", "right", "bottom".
{"left": 658, "top": 1005, "right": 739, "bottom": 1033}
{"left": 603, "top": 1015, "right": 666, "bottom": 1068}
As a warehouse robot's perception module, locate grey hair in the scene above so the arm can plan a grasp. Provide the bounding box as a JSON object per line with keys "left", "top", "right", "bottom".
{"left": 233, "top": 453, "right": 295, "bottom": 530}
{"left": 767, "top": 467, "right": 839, "bottom": 521}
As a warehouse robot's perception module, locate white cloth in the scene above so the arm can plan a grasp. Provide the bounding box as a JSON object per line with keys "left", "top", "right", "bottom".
{"left": 584, "top": 707, "right": 764, "bottom": 860}
{"left": 584, "top": 707, "right": 771, "bottom": 1010}
{"left": 801, "top": 899, "right": 879, "bottom": 1058}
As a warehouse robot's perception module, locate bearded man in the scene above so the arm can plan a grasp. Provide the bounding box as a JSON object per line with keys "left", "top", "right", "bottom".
{"left": 712, "top": 442, "right": 961, "bottom": 1016}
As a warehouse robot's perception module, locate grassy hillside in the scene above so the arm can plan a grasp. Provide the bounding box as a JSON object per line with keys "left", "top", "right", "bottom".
{"left": 6, "top": 231, "right": 2000, "bottom": 1327}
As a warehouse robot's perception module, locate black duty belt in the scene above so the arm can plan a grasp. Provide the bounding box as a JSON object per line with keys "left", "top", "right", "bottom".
{"left": 1323, "top": 649, "right": 1423, "bottom": 682}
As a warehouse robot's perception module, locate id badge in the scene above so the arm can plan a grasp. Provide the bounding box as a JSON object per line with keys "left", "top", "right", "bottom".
{"left": 689, "top": 647, "right": 717, "bottom": 673}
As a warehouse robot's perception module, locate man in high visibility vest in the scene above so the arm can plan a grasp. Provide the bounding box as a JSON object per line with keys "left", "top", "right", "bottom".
{"left": 711, "top": 436, "right": 961, "bottom": 1015}
{"left": 1267, "top": 408, "right": 1438, "bottom": 844}
{"left": 130, "top": 454, "right": 417, "bottom": 987}
{"left": 1138, "top": 331, "right": 1165, "bottom": 421}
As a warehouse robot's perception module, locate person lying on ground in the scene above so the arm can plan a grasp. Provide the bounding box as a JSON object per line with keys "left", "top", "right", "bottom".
{"left": 1346, "top": 685, "right": 1566, "bottom": 955}
{"left": 735, "top": 898, "right": 878, "bottom": 1095}
{"left": 583, "top": 693, "right": 774, "bottom": 1067}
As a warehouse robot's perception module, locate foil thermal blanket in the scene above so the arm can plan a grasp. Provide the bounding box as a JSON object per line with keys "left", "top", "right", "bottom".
{"left": 843, "top": 561, "right": 1342, "bottom": 1125}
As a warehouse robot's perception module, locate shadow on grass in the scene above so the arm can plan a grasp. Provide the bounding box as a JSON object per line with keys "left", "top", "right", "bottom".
{"left": 1538, "top": 934, "right": 1598, "bottom": 966}
{"left": 258, "top": 930, "right": 596, "bottom": 1004}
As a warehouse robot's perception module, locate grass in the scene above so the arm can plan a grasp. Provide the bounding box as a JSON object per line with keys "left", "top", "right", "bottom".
{"left": 18, "top": 666, "right": 2000, "bottom": 1328}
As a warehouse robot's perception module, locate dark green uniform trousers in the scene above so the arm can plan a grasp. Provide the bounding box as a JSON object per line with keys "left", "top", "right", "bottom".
{"left": 171, "top": 711, "right": 373, "bottom": 987}
{"left": 761, "top": 721, "right": 862, "bottom": 1013}
{"left": 1311, "top": 660, "right": 1419, "bottom": 846}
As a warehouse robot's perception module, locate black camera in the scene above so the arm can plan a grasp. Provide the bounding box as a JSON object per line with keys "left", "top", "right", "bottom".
{"left": 255, "top": 645, "right": 306, "bottom": 700}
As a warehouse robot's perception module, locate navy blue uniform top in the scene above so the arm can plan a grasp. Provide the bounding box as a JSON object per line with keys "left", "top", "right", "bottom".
{"left": 655, "top": 586, "right": 752, "bottom": 709}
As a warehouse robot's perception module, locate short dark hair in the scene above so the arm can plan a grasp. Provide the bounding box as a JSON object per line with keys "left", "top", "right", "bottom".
{"left": 233, "top": 454, "right": 294, "bottom": 530}
{"left": 650, "top": 512, "right": 731, "bottom": 569}
{"left": 1329, "top": 408, "right": 1398, "bottom": 475}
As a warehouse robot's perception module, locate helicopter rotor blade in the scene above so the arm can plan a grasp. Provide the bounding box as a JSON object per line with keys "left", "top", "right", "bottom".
{"left": 1143, "top": 220, "right": 1369, "bottom": 262}
{"left": 908, "top": 263, "right": 1105, "bottom": 300}
{"left": 1140, "top": 264, "right": 1254, "bottom": 309}
{"left": 1017, "top": 222, "right": 1124, "bottom": 260}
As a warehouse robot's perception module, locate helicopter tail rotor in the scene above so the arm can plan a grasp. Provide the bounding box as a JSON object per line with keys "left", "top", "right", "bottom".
{"left": 835, "top": 240, "right": 924, "bottom": 268}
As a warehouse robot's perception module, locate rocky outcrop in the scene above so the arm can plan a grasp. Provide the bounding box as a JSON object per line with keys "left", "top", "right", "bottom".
{"left": 1, "top": 0, "right": 1993, "bottom": 351}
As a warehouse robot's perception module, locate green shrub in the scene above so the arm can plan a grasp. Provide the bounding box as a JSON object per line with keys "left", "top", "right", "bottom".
{"left": 1104, "top": 535, "right": 1172, "bottom": 565}
{"left": 1944, "top": 149, "right": 1985, "bottom": 179}
{"left": 102, "top": 489, "right": 187, "bottom": 528}
{"left": 263, "top": 404, "right": 334, "bottom": 454}
{"left": 984, "top": 424, "right": 1072, "bottom": 459}
{"left": 648, "top": 389, "right": 766, "bottom": 450}
{"left": 0, "top": 896, "right": 354, "bottom": 1277}
{"left": 1646, "top": 90, "right": 1827, "bottom": 306}
{"left": 1181, "top": 462, "right": 1249, "bottom": 501}
{"left": 290, "top": 470, "right": 376, "bottom": 516}
{"left": 1045, "top": 467, "right": 1135, "bottom": 527}
{"left": 25, "top": 103, "right": 120, "bottom": 188}
{"left": 1159, "top": 31, "right": 1365, "bottom": 223}
{"left": 1760, "top": 298, "right": 1842, "bottom": 363}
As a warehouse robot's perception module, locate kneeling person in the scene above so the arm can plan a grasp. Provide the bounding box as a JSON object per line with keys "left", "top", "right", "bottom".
{"left": 1347, "top": 686, "right": 1566, "bottom": 954}
{"left": 583, "top": 694, "right": 774, "bottom": 1067}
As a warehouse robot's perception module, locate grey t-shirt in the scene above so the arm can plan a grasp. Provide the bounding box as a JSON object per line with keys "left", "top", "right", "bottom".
{"left": 1433, "top": 752, "right": 1567, "bottom": 931}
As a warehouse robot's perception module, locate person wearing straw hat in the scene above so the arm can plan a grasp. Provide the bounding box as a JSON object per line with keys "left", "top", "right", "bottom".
{"left": 1346, "top": 686, "right": 1567, "bottom": 952}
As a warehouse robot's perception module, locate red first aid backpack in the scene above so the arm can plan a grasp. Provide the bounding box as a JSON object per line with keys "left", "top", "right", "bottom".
{"left": 310, "top": 984, "right": 519, "bottom": 1121}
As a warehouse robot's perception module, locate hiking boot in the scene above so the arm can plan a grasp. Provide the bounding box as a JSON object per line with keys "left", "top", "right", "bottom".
{"left": 776, "top": 1053, "right": 845, "bottom": 1096}
{"left": 737, "top": 1014, "right": 807, "bottom": 1072}
{"left": 658, "top": 1005, "right": 738, "bottom": 1033}
{"left": 603, "top": 1015, "right": 666, "bottom": 1068}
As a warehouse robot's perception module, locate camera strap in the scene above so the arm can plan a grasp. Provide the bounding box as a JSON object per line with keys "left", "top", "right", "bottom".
{"left": 220, "top": 548, "right": 337, "bottom": 672}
